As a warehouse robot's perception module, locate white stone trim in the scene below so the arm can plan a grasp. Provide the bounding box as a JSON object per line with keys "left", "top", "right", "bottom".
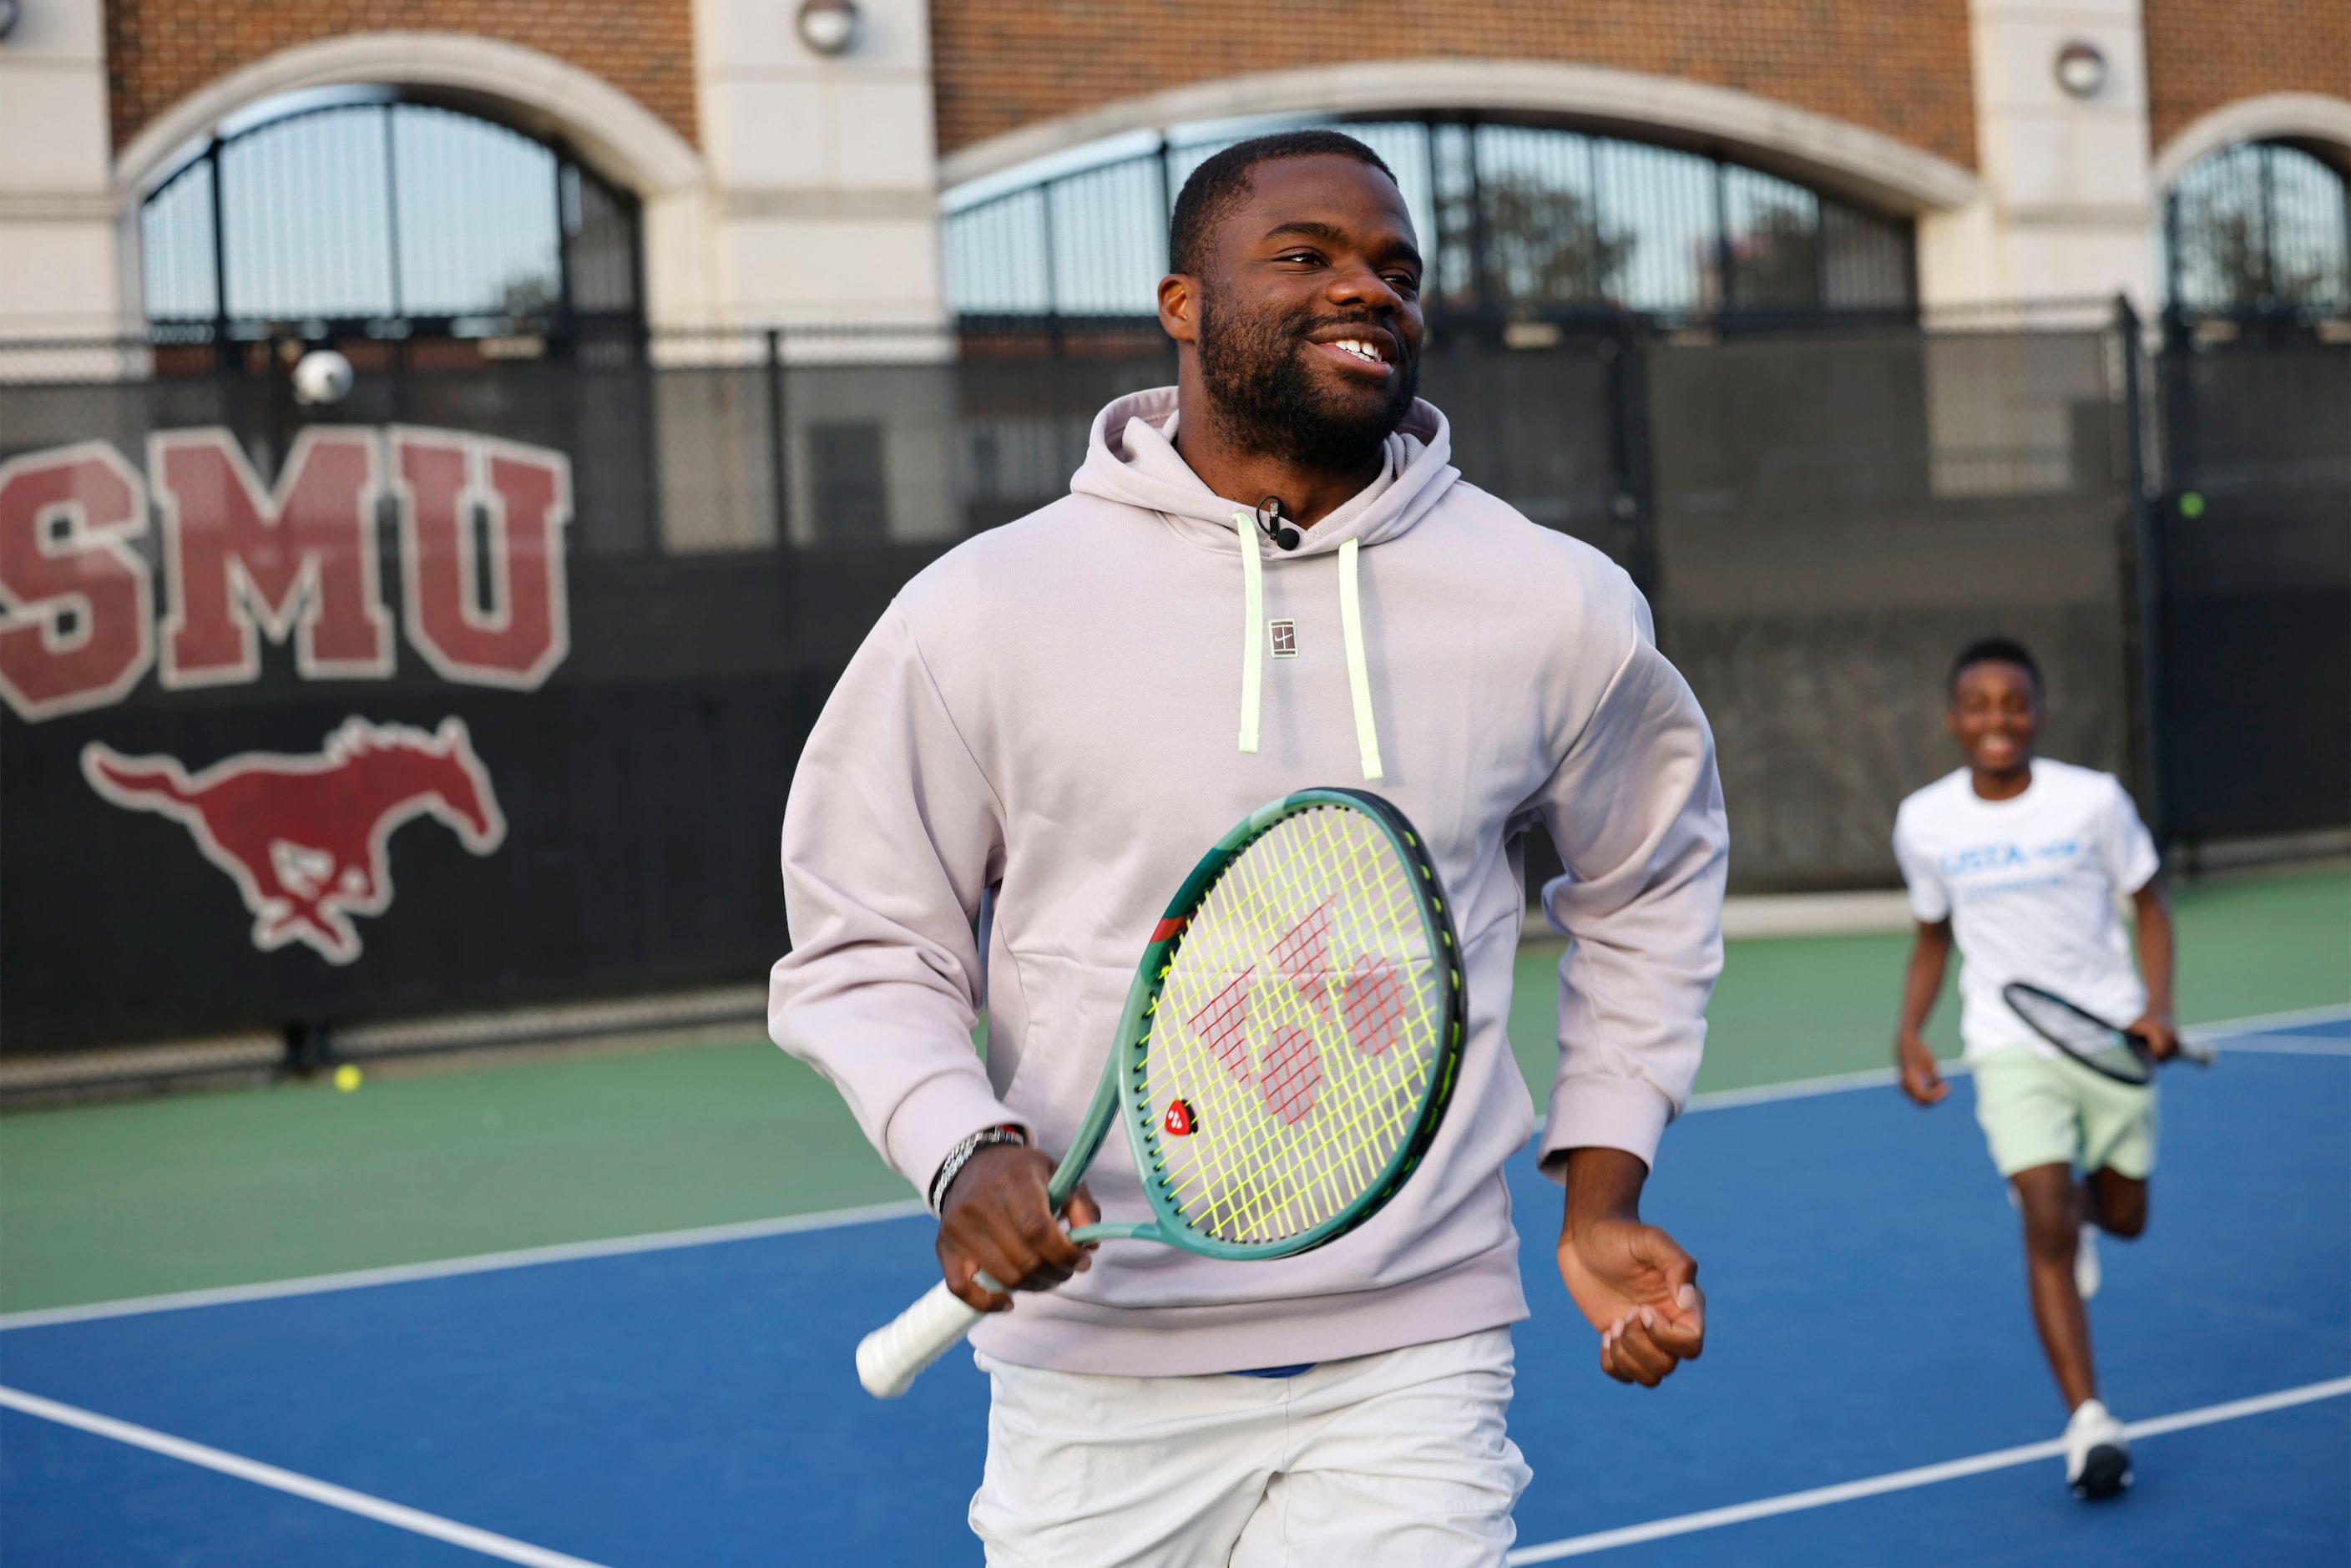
{"left": 720, "top": 187, "right": 940, "bottom": 221}
{"left": 0, "top": 192, "right": 119, "bottom": 222}
{"left": 938, "top": 59, "right": 1982, "bottom": 215}
{"left": 2151, "top": 92, "right": 2351, "bottom": 191}
{"left": 111, "top": 32, "right": 707, "bottom": 201}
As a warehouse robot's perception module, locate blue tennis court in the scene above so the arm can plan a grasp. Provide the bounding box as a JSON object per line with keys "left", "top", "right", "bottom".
{"left": 5, "top": 1014, "right": 2345, "bottom": 1565}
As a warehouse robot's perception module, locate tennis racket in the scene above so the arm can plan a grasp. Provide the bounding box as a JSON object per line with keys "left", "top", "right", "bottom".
{"left": 857, "top": 787, "right": 1466, "bottom": 1399}
{"left": 2002, "top": 981, "right": 2214, "bottom": 1086}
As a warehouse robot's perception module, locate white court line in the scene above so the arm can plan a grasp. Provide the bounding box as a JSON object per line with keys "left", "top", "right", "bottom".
{"left": 1686, "top": 1062, "right": 1964, "bottom": 1113}
{"left": 1684, "top": 999, "right": 2351, "bottom": 1112}
{"left": 0, "top": 1383, "right": 612, "bottom": 1567}
{"left": 2184, "top": 1000, "right": 2351, "bottom": 1039}
{"left": 1505, "top": 1374, "right": 2351, "bottom": 1563}
{"left": 0, "top": 1199, "right": 926, "bottom": 1333}
{"left": 6, "top": 1002, "right": 2340, "bottom": 1334}
{"left": 2209, "top": 1036, "right": 2351, "bottom": 1057}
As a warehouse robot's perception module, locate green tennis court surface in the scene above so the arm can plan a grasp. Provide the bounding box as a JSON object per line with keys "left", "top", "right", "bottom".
{"left": 4, "top": 866, "right": 2343, "bottom": 1317}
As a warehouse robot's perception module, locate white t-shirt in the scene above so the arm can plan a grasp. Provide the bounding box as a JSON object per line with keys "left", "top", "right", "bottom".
{"left": 1892, "top": 759, "right": 2161, "bottom": 1060}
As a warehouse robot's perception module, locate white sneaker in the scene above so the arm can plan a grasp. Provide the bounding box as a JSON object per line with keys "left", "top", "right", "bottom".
{"left": 2063, "top": 1399, "right": 2132, "bottom": 1500}
{"left": 2075, "top": 1222, "right": 2101, "bottom": 1302}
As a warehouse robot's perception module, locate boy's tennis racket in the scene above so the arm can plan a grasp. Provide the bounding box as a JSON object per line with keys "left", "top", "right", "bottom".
{"left": 857, "top": 787, "right": 1466, "bottom": 1399}
{"left": 2002, "top": 981, "right": 2214, "bottom": 1086}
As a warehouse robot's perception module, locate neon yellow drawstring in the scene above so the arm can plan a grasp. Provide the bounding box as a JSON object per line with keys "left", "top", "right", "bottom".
{"left": 1234, "top": 512, "right": 1262, "bottom": 753}
{"left": 1338, "top": 538, "right": 1384, "bottom": 780}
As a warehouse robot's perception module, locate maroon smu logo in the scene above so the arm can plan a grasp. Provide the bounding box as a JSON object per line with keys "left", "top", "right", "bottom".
{"left": 82, "top": 717, "right": 506, "bottom": 964}
{"left": 0, "top": 427, "right": 569, "bottom": 721}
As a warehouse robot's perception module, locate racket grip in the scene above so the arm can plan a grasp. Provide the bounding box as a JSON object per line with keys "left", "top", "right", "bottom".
{"left": 857, "top": 1277, "right": 991, "bottom": 1399}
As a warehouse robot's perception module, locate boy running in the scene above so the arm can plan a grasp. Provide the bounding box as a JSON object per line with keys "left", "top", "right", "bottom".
{"left": 1891, "top": 637, "right": 2178, "bottom": 1501}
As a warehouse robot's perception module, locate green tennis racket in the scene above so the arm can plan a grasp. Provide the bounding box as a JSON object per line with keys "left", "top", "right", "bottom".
{"left": 857, "top": 787, "right": 1466, "bottom": 1398}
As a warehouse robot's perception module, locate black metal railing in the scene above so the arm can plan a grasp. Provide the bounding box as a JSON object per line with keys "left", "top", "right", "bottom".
{"left": 3, "top": 300, "right": 2342, "bottom": 1057}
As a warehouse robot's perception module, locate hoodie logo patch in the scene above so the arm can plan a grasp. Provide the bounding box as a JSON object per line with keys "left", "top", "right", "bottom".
{"left": 1267, "top": 620, "right": 1298, "bottom": 659}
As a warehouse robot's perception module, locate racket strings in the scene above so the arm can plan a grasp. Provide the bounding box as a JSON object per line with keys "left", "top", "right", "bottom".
{"left": 2010, "top": 986, "right": 2125, "bottom": 1053}
{"left": 1143, "top": 805, "right": 1443, "bottom": 1246}
{"left": 1190, "top": 812, "right": 1407, "bottom": 1233}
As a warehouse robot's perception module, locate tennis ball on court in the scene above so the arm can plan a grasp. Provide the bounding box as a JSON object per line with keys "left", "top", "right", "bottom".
{"left": 333, "top": 1064, "right": 363, "bottom": 1092}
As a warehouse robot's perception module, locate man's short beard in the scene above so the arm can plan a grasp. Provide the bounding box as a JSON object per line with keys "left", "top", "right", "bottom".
{"left": 1196, "top": 291, "right": 1418, "bottom": 471}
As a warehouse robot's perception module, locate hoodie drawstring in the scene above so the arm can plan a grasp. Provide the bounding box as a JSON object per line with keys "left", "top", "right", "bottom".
{"left": 1230, "top": 513, "right": 1384, "bottom": 781}
{"left": 1337, "top": 539, "right": 1386, "bottom": 781}
{"left": 1234, "top": 512, "right": 1263, "bottom": 754}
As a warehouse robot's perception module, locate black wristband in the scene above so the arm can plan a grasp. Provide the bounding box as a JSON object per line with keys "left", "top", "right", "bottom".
{"left": 928, "top": 1125, "right": 1029, "bottom": 1214}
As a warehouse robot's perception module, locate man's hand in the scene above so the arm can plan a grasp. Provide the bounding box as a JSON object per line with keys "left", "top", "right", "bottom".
{"left": 1556, "top": 1147, "right": 1705, "bottom": 1388}
{"left": 936, "top": 1143, "right": 1099, "bottom": 1312}
{"left": 1897, "top": 1031, "right": 1950, "bottom": 1105}
{"left": 2126, "top": 1010, "right": 2180, "bottom": 1061}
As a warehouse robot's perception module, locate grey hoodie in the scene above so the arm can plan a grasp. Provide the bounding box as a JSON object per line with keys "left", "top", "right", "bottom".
{"left": 769, "top": 387, "right": 1727, "bottom": 1376}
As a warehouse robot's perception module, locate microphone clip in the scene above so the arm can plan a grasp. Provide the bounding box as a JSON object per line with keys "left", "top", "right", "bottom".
{"left": 1256, "top": 495, "right": 1303, "bottom": 552}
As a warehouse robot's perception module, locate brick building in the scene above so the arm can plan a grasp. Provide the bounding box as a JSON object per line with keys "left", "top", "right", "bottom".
{"left": 0, "top": 0, "right": 2343, "bottom": 333}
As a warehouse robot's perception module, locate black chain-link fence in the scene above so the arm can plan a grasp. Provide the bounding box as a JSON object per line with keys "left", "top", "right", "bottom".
{"left": 2, "top": 308, "right": 2339, "bottom": 1053}
{"left": 2154, "top": 321, "right": 2351, "bottom": 841}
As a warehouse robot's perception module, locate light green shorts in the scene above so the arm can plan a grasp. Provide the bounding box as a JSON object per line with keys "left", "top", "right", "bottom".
{"left": 1970, "top": 1047, "right": 2159, "bottom": 1180}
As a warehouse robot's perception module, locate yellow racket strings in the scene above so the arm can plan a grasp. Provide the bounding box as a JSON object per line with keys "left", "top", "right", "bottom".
{"left": 1194, "top": 808, "right": 1434, "bottom": 1239}
{"left": 1145, "top": 806, "right": 1443, "bottom": 1246}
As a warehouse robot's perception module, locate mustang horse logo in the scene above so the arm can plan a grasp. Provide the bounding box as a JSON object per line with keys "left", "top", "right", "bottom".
{"left": 81, "top": 716, "right": 505, "bottom": 964}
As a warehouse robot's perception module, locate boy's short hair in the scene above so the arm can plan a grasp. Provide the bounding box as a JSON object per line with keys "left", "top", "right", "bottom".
{"left": 1169, "top": 130, "right": 1398, "bottom": 277}
{"left": 1949, "top": 635, "right": 2043, "bottom": 700}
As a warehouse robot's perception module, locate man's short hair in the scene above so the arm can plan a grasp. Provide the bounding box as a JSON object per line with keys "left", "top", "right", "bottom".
{"left": 1169, "top": 130, "right": 1398, "bottom": 277}
{"left": 1948, "top": 635, "right": 2043, "bottom": 699}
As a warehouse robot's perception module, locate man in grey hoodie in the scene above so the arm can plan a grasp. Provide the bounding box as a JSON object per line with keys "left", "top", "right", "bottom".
{"left": 771, "top": 130, "right": 1727, "bottom": 1565}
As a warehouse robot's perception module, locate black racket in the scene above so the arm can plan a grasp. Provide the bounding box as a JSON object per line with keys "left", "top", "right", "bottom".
{"left": 2002, "top": 981, "right": 2214, "bottom": 1086}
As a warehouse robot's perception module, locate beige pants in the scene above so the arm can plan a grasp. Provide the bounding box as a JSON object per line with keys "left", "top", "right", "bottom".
{"left": 970, "top": 1328, "right": 1530, "bottom": 1567}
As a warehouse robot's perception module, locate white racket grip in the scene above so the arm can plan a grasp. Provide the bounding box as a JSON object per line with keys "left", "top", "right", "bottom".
{"left": 857, "top": 1278, "right": 988, "bottom": 1399}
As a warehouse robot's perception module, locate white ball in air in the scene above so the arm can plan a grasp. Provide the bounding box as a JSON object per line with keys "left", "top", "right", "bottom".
{"left": 292, "top": 349, "right": 356, "bottom": 407}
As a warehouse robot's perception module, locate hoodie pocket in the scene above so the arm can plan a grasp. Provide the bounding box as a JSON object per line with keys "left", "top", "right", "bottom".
{"left": 992, "top": 950, "right": 1152, "bottom": 1220}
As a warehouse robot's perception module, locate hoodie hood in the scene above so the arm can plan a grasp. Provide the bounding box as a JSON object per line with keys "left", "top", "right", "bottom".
{"left": 1070, "top": 386, "right": 1461, "bottom": 781}
{"left": 1070, "top": 386, "right": 1460, "bottom": 557}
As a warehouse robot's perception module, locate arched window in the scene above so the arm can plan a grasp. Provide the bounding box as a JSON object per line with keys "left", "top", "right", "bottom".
{"left": 2164, "top": 140, "right": 2351, "bottom": 316}
{"left": 140, "top": 89, "right": 642, "bottom": 337}
{"left": 944, "top": 115, "right": 1914, "bottom": 326}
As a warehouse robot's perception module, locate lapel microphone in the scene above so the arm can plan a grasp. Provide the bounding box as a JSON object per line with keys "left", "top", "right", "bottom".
{"left": 1256, "top": 496, "right": 1302, "bottom": 551}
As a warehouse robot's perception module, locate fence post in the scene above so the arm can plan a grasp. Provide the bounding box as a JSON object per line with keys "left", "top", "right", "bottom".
{"left": 2115, "top": 293, "right": 2167, "bottom": 844}
{"left": 1607, "top": 311, "right": 1661, "bottom": 620}
{"left": 766, "top": 328, "right": 790, "bottom": 547}
{"left": 283, "top": 1018, "right": 331, "bottom": 1079}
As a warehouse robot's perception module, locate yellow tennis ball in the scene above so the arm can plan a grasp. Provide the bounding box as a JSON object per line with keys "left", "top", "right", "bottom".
{"left": 333, "top": 1064, "right": 363, "bottom": 1092}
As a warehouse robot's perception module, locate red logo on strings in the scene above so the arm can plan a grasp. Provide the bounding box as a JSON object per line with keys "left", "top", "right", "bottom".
{"left": 1184, "top": 900, "right": 1408, "bottom": 1129}
{"left": 1163, "top": 1098, "right": 1197, "bottom": 1137}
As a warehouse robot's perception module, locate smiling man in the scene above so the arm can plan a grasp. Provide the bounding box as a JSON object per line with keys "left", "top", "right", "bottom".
{"left": 771, "top": 131, "right": 1728, "bottom": 1565}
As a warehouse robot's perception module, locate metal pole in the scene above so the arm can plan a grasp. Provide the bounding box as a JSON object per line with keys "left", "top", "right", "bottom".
{"left": 207, "top": 140, "right": 230, "bottom": 367}
{"left": 382, "top": 103, "right": 405, "bottom": 321}
{"left": 1713, "top": 160, "right": 1734, "bottom": 318}
{"left": 553, "top": 160, "right": 576, "bottom": 354}
{"left": 2115, "top": 293, "right": 2167, "bottom": 843}
{"left": 1155, "top": 135, "right": 1173, "bottom": 267}
{"left": 1585, "top": 132, "right": 1606, "bottom": 302}
{"left": 1040, "top": 180, "right": 1062, "bottom": 354}
{"left": 2161, "top": 186, "right": 2181, "bottom": 311}
{"left": 1464, "top": 118, "right": 1492, "bottom": 319}
{"left": 1610, "top": 310, "right": 1661, "bottom": 621}
{"left": 766, "top": 327, "right": 791, "bottom": 547}
{"left": 2257, "top": 144, "right": 2277, "bottom": 305}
